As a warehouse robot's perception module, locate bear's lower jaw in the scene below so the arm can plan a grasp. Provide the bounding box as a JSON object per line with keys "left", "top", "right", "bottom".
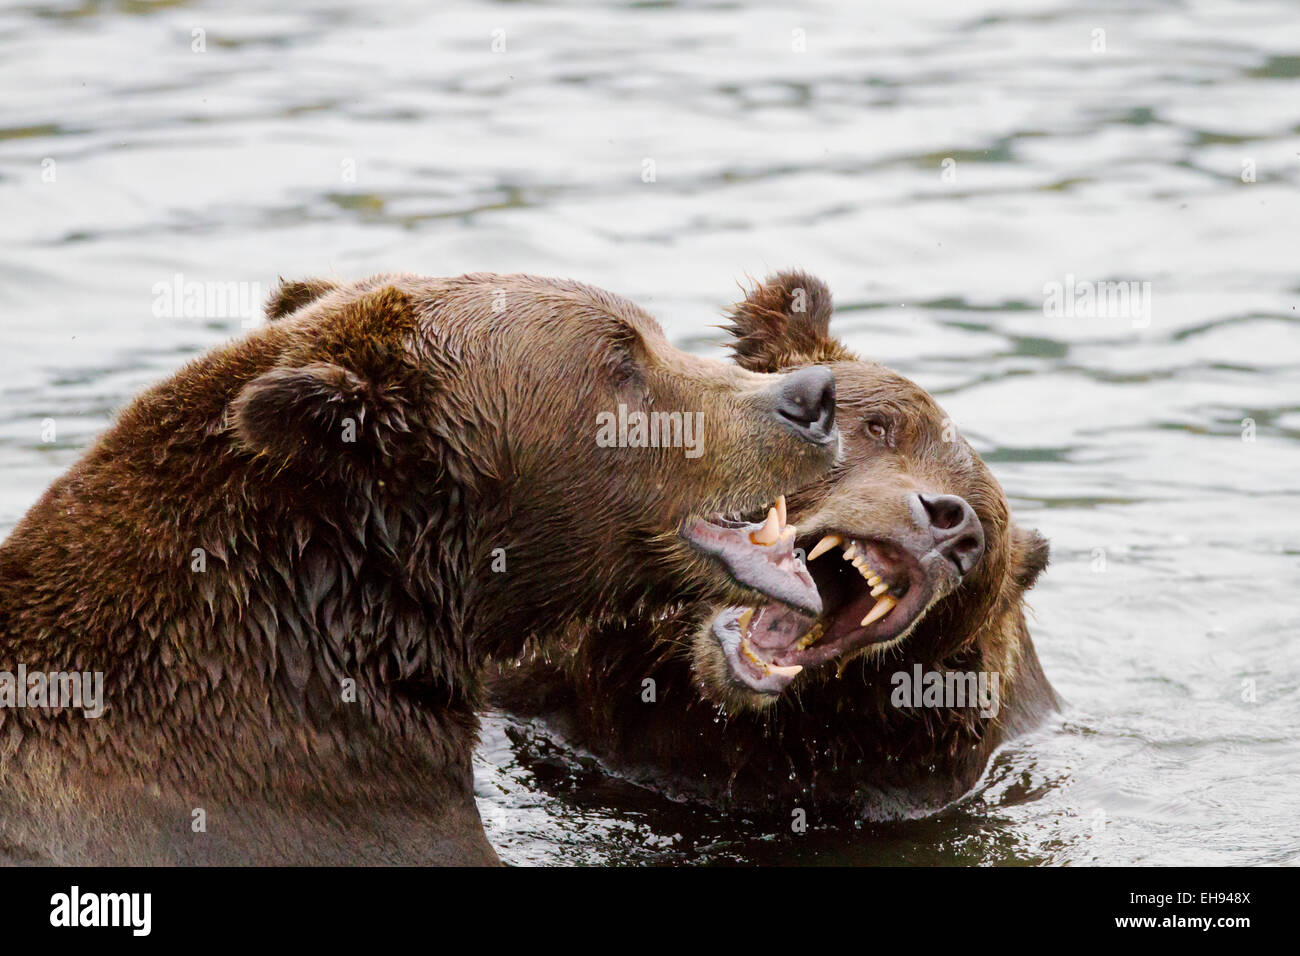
{"left": 710, "top": 607, "right": 810, "bottom": 697}
{"left": 679, "top": 497, "right": 821, "bottom": 617}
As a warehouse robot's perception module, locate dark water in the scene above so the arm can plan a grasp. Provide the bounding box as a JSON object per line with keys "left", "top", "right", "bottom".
{"left": 1, "top": 0, "right": 1297, "bottom": 865}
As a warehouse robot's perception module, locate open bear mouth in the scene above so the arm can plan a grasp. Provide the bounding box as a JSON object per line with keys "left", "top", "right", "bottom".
{"left": 712, "top": 530, "right": 949, "bottom": 696}
{"left": 680, "top": 496, "right": 822, "bottom": 617}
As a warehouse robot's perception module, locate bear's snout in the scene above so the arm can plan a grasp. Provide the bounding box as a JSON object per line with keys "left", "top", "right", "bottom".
{"left": 771, "top": 365, "right": 837, "bottom": 445}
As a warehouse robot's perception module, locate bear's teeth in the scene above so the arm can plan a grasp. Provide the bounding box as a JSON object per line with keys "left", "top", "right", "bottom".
{"left": 867, "top": 573, "right": 882, "bottom": 586}
{"left": 860, "top": 595, "right": 896, "bottom": 628}
{"left": 870, "top": 582, "right": 890, "bottom": 598}
{"left": 843, "top": 542, "right": 858, "bottom": 560}
{"left": 794, "top": 620, "right": 826, "bottom": 649}
{"left": 806, "top": 534, "right": 842, "bottom": 561}
{"left": 736, "top": 608, "right": 755, "bottom": 633}
{"left": 856, "top": 562, "right": 877, "bottom": 582}
{"left": 775, "top": 495, "right": 787, "bottom": 527}
{"left": 750, "top": 507, "right": 782, "bottom": 546}
{"left": 739, "top": 634, "right": 801, "bottom": 677}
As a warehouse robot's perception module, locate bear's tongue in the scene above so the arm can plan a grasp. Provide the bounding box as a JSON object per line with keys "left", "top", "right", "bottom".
{"left": 681, "top": 497, "right": 822, "bottom": 617}
{"left": 740, "top": 604, "right": 817, "bottom": 657}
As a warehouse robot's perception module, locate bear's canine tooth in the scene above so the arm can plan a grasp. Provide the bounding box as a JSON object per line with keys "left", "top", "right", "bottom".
{"left": 736, "top": 608, "right": 755, "bottom": 633}
{"left": 767, "top": 662, "right": 802, "bottom": 679}
{"left": 750, "top": 507, "right": 782, "bottom": 546}
{"left": 860, "top": 595, "right": 896, "bottom": 628}
{"left": 775, "top": 495, "right": 787, "bottom": 527}
{"left": 806, "top": 534, "right": 842, "bottom": 561}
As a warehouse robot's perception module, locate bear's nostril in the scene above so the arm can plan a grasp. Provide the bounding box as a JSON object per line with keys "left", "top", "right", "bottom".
{"left": 920, "top": 493, "right": 967, "bottom": 531}
{"left": 774, "top": 365, "right": 836, "bottom": 443}
{"left": 914, "top": 493, "right": 986, "bottom": 575}
{"left": 953, "top": 535, "right": 982, "bottom": 568}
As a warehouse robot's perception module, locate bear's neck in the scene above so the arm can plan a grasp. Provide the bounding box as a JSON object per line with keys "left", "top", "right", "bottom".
{"left": 0, "top": 454, "right": 489, "bottom": 801}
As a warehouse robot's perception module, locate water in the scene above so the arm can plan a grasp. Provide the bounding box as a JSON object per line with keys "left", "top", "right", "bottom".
{"left": 2, "top": 0, "right": 1297, "bottom": 865}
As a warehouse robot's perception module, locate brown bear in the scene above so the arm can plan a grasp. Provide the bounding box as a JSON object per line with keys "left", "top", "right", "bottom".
{"left": 0, "top": 272, "right": 841, "bottom": 864}
{"left": 492, "top": 272, "right": 1059, "bottom": 820}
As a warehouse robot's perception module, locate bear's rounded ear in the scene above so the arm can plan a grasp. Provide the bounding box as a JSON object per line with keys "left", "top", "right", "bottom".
{"left": 265, "top": 277, "right": 340, "bottom": 321}
{"left": 230, "top": 363, "right": 381, "bottom": 468}
{"left": 1010, "top": 525, "right": 1051, "bottom": 591}
{"left": 726, "top": 271, "right": 855, "bottom": 372}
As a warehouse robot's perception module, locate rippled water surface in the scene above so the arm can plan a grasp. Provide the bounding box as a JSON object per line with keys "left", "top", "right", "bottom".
{"left": 2, "top": 0, "right": 1297, "bottom": 865}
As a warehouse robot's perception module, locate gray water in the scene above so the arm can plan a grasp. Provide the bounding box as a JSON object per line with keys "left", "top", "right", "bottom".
{"left": 1, "top": 0, "right": 1297, "bottom": 865}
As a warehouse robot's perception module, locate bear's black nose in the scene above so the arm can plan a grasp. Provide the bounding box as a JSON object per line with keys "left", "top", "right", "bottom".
{"left": 774, "top": 365, "right": 836, "bottom": 444}
{"left": 914, "top": 493, "right": 985, "bottom": 575}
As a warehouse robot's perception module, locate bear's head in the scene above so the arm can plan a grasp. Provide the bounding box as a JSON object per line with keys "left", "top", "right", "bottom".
{"left": 690, "top": 272, "right": 1050, "bottom": 708}
{"left": 240, "top": 274, "right": 840, "bottom": 660}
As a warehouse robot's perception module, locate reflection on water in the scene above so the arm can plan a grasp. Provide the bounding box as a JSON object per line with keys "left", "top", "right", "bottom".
{"left": 1, "top": 0, "right": 1297, "bottom": 865}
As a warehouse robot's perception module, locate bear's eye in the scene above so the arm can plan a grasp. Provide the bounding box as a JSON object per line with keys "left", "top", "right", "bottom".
{"left": 611, "top": 354, "right": 647, "bottom": 401}
{"left": 863, "top": 416, "right": 889, "bottom": 441}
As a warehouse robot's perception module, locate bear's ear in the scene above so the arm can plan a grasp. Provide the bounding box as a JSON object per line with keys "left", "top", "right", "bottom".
{"left": 230, "top": 362, "right": 415, "bottom": 473}
{"left": 234, "top": 285, "right": 418, "bottom": 470}
{"left": 230, "top": 363, "right": 375, "bottom": 467}
{"left": 265, "top": 277, "right": 340, "bottom": 321}
{"left": 725, "top": 271, "right": 855, "bottom": 372}
{"left": 1010, "top": 525, "right": 1050, "bottom": 591}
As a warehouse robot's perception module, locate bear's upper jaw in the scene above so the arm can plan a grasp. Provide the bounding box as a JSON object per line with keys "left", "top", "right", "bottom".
{"left": 709, "top": 531, "right": 955, "bottom": 695}
{"left": 782, "top": 534, "right": 939, "bottom": 665}
{"left": 680, "top": 495, "right": 821, "bottom": 618}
